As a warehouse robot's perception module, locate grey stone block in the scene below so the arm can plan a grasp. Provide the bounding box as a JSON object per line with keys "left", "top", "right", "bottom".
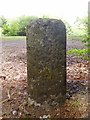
{"left": 26, "top": 18, "right": 66, "bottom": 106}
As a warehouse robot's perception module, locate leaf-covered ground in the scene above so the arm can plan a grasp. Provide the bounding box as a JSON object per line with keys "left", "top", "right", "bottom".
{"left": 1, "top": 39, "right": 89, "bottom": 118}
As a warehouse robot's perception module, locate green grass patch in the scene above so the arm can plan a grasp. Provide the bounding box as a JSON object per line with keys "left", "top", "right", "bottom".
{"left": 67, "top": 48, "right": 88, "bottom": 59}
{"left": 67, "top": 49, "right": 88, "bottom": 56}
{"left": 0, "top": 36, "right": 26, "bottom": 41}
{"left": 67, "top": 36, "right": 83, "bottom": 41}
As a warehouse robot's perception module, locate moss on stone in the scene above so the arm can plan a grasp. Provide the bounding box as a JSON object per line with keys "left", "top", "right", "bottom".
{"left": 26, "top": 18, "right": 66, "bottom": 106}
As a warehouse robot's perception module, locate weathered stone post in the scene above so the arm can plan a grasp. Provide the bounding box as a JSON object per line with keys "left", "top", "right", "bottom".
{"left": 88, "top": 1, "right": 90, "bottom": 118}
{"left": 26, "top": 18, "right": 66, "bottom": 106}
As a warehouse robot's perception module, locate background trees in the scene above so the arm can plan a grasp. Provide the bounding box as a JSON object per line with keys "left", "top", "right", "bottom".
{"left": 0, "top": 16, "right": 37, "bottom": 36}
{"left": 0, "top": 15, "right": 88, "bottom": 39}
{"left": 0, "top": 16, "right": 7, "bottom": 27}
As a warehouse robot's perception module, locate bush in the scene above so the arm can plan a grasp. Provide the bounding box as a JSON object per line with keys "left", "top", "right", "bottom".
{"left": 2, "top": 16, "right": 38, "bottom": 36}
{"left": 0, "top": 16, "right": 7, "bottom": 27}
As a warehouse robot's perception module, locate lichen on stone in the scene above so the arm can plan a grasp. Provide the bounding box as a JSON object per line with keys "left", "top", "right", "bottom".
{"left": 26, "top": 18, "right": 66, "bottom": 106}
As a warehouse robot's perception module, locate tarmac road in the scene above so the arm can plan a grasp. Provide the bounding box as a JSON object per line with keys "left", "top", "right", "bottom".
{"left": 1, "top": 39, "right": 85, "bottom": 50}
{"left": 1, "top": 39, "right": 86, "bottom": 62}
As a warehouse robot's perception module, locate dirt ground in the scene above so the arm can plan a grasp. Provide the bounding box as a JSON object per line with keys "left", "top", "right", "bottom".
{"left": 1, "top": 39, "right": 89, "bottom": 118}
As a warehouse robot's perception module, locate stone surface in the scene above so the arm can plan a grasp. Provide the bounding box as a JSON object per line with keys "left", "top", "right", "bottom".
{"left": 26, "top": 18, "right": 66, "bottom": 106}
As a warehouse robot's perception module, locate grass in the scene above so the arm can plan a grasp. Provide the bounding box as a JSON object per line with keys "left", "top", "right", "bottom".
{"left": 0, "top": 35, "right": 83, "bottom": 41}
{"left": 67, "top": 35, "right": 83, "bottom": 41}
{"left": 67, "top": 48, "right": 90, "bottom": 60}
{"left": 67, "top": 49, "right": 88, "bottom": 56}
{"left": 0, "top": 36, "right": 26, "bottom": 41}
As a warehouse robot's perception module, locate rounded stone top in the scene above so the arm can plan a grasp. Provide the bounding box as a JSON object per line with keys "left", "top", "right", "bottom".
{"left": 26, "top": 18, "right": 66, "bottom": 30}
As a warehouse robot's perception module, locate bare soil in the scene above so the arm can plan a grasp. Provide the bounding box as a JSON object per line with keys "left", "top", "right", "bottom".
{"left": 1, "top": 39, "right": 89, "bottom": 118}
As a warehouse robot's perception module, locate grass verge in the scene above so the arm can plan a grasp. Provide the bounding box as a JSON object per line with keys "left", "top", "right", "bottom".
{"left": 0, "top": 36, "right": 26, "bottom": 41}
{"left": 67, "top": 48, "right": 90, "bottom": 60}
{"left": 67, "top": 36, "right": 83, "bottom": 41}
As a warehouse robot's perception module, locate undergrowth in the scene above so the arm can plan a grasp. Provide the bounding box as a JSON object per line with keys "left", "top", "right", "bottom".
{"left": 67, "top": 48, "right": 90, "bottom": 60}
